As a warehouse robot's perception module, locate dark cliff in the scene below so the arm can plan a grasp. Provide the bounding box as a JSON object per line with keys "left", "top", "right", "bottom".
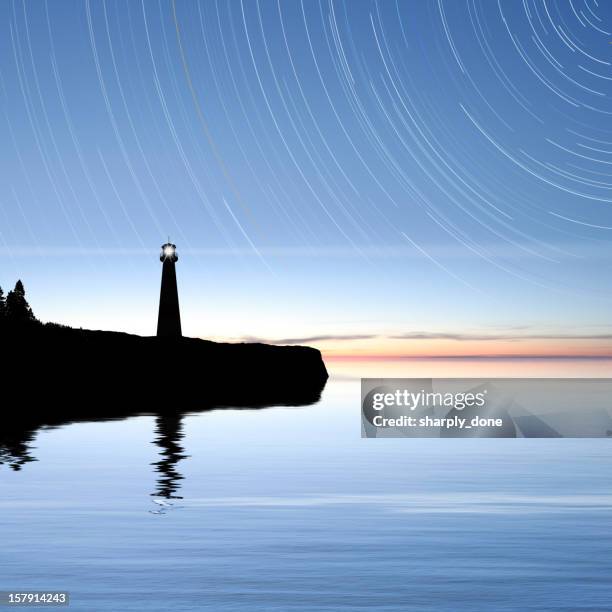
{"left": 1, "top": 322, "right": 328, "bottom": 413}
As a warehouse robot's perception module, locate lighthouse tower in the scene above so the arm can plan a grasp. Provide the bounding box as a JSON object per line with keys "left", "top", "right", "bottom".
{"left": 157, "top": 242, "right": 182, "bottom": 338}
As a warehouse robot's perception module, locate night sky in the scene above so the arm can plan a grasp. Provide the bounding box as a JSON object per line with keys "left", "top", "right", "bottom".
{"left": 1, "top": 0, "right": 612, "bottom": 358}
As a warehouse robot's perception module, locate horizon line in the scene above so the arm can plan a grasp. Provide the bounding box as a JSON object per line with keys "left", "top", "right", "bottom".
{"left": 323, "top": 354, "right": 612, "bottom": 361}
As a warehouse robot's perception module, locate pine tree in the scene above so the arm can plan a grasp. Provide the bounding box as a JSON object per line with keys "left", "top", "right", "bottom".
{"left": 0, "top": 286, "right": 5, "bottom": 319}
{"left": 5, "top": 280, "right": 36, "bottom": 323}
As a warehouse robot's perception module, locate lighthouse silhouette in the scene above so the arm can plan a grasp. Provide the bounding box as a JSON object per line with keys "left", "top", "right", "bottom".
{"left": 157, "top": 242, "right": 182, "bottom": 337}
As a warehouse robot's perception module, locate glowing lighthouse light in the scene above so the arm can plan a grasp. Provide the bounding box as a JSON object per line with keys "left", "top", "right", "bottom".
{"left": 161, "top": 243, "right": 177, "bottom": 261}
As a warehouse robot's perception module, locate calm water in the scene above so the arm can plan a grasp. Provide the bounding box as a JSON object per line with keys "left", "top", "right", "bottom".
{"left": 1, "top": 360, "right": 612, "bottom": 611}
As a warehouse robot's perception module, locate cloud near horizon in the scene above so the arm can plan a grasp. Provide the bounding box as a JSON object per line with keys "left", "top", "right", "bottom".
{"left": 239, "top": 331, "right": 612, "bottom": 345}
{"left": 390, "top": 332, "right": 612, "bottom": 342}
{"left": 240, "top": 334, "right": 378, "bottom": 345}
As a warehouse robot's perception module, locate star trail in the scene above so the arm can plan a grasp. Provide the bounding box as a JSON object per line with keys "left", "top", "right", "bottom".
{"left": 1, "top": 1, "right": 611, "bottom": 355}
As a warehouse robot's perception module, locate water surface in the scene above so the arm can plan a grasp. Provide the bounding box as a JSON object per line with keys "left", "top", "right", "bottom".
{"left": 1, "top": 359, "right": 611, "bottom": 611}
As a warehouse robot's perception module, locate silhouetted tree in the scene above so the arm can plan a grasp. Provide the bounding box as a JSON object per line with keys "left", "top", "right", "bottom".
{"left": 5, "top": 280, "right": 36, "bottom": 323}
{"left": 0, "top": 286, "right": 5, "bottom": 319}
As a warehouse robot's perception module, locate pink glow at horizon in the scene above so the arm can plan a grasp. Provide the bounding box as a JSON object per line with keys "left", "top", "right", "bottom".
{"left": 325, "top": 357, "right": 612, "bottom": 379}
{"left": 316, "top": 336, "right": 612, "bottom": 361}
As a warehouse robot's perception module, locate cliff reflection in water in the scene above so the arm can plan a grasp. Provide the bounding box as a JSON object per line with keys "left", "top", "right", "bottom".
{"left": 0, "top": 414, "right": 190, "bottom": 499}
{"left": 0, "top": 387, "right": 326, "bottom": 500}
{"left": 0, "top": 428, "right": 38, "bottom": 472}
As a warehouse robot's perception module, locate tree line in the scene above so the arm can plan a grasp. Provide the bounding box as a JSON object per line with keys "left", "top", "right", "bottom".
{"left": 0, "top": 280, "right": 37, "bottom": 323}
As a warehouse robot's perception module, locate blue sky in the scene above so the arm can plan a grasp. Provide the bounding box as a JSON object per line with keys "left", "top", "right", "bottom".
{"left": 1, "top": 1, "right": 612, "bottom": 356}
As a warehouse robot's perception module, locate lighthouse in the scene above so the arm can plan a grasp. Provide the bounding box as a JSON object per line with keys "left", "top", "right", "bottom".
{"left": 157, "top": 242, "right": 182, "bottom": 337}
